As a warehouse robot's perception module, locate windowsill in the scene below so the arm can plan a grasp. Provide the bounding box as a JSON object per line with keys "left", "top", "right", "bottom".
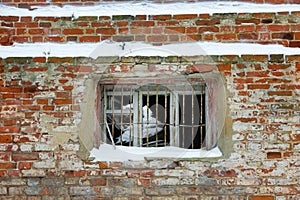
{"left": 89, "top": 143, "right": 222, "bottom": 162}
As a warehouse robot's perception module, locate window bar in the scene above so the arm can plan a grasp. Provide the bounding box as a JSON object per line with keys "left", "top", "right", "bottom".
{"left": 200, "top": 85, "right": 203, "bottom": 149}
{"left": 129, "top": 88, "right": 133, "bottom": 146}
{"left": 103, "top": 88, "right": 108, "bottom": 143}
{"left": 146, "top": 88, "right": 150, "bottom": 147}
{"left": 182, "top": 91, "right": 185, "bottom": 148}
{"left": 175, "top": 92, "right": 180, "bottom": 147}
{"left": 191, "top": 86, "right": 195, "bottom": 149}
{"left": 155, "top": 85, "right": 159, "bottom": 147}
{"left": 164, "top": 88, "right": 167, "bottom": 146}
{"left": 169, "top": 92, "right": 175, "bottom": 146}
{"left": 111, "top": 89, "right": 115, "bottom": 140}
{"left": 120, "top": 86, "right": 124, "bottom": 145}
{"left": 133, "top": 91, "right": 140, "bottom": 146}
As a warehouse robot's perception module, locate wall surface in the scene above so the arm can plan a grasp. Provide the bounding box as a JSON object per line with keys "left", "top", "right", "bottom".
{"left": 0, "top": 0, "right": 300, "bottom": 199}
{"left": 1, "top": 11, "right": 300, "bottom": 47}
{"left": 0, "top": 54, "right": 299, "bottom": 199}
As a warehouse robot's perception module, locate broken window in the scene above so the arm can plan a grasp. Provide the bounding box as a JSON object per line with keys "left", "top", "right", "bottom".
{"left": 98, "top": 77, "right": 219, "bottom": 151}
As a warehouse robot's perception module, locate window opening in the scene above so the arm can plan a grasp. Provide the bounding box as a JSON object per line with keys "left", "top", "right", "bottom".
{"left": 100, "top": 81, "right": 208, "bottom": 150}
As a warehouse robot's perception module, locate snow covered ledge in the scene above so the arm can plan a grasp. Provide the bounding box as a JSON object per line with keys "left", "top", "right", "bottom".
{"left": 1, "top": 41, "right": 300, "bottom": 58}
{"left": 90, "top": 144, "right": 222, "bottom": 162}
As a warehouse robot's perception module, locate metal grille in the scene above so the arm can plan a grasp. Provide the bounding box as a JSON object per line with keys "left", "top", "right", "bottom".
{"left": 100, "top": 83, "right": 206, "bottom": 149}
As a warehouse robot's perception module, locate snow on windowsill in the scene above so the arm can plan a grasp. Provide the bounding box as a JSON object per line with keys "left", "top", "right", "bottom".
{"left": 1, "top": 41, "right": 300, "bottom": 58}
{"left": 89, "top": 143, "right": 222, "bottom": 162}
{"left": 1, "top": 2, "right": 300, "bottom": 17}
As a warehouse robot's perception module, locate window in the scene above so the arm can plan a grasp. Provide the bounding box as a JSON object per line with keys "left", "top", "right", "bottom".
{"left": 98, "top": 76, "right": 220, "bottom": 153}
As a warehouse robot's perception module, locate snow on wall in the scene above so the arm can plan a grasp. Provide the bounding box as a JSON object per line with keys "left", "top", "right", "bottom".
{"left": 1, "top": 2, "right": 300, "bottom": 17}
{"left": 1, "top": 41, "right": 300, "bottom": 58}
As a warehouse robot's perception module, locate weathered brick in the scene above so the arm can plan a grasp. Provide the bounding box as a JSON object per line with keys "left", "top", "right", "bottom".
{"left": 12, "top": 152, "right": 39, "bottom": 161}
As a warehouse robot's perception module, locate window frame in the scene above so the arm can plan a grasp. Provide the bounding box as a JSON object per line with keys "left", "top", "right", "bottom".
{"left": 98, "top": 77, "right": 219, "bottom": 151}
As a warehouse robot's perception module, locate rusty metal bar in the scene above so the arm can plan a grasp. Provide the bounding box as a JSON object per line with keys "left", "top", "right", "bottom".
{"left": 164, "top": 88, "right": 167, "bottom": 146}
{"left": 191, "top": 86, "right": 195, "bottom": 149}
{"left": 120, "top": 87, "right": 124, "bottom": 145}
{"left": 146, "top": 88, "right": 150, "bottom": 147}
{"left": 182, "top": 93, "right": 185, "bottom": 148}
{"left": 129, "top": 88, "right": 133, "bottom": 146}
{"left": 155, "top": 85, "right": 159, "bottom": 147}
{"left": 111, "top": 90, "right": 115, "bottom": 139}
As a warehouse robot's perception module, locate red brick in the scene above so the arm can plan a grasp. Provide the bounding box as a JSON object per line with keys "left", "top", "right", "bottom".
{"left": 267, "top": 152, "right": 281, "bottom": 159}
{"left": 196, "top": 19, "right": 220, "bottom": 26}
{"left": 28, "top": 28, "right": 46, "bottom": 35}
{"left": 0, "top": 35, "right": 9, "bottom": 44}
{"left": 3, "top": 120, "right": 16, "bottom": 126}
{"left": 74, "top": 170, "right": 86, "bottom": 176}
{"left": 12, "top": 36, "right": 30, "bottom": 43}
{"left": 20, "top": 16, "right": 32, "bottom": 22}
{"left": 24, "top": 66, "right": 48, "bottom": 72}
{"left": 268, "top": 91, "right": 292, "bottom": 96}
{"left": 79, "top": 36, "right": 100, "bottom": 42}
{"left": 91, "top": 21, "right": 111, "bottom": 27}
{"left": 149, "top": 15, "right": 172, "bottom": 20}
{"left": 198, "top": 26, "right": 219, "bottom": 33}
{"left": 0, "top": 152, "right": 10, "bottom": 161}
{"left": 39, "top": 22, "right": 52, "bottom": 28}
{"left": 85, "top": 28, "right": 94, "bottom": 34}
{"left": 0, "top": 16, "right": 19, "bottom": 22}
{"left": 43, "top": 106, "right": 54, "bottom": 111}
{"left": 235, "top": 18, "right": 260, "bottom": 25}
{"left": 74, "top": 66, "right": 93, "bottom": 72}
{"left": 248, "top": 84, "right": 270, "bottom": 89}
{"left": 189, "top": 64, "right": 216, "bottom": 72}
{"left": 12, "top": 152, "right": 39, "bottom": 161}
{"left": 0, "top": 135, "right": 12, "bottom": 143}
{"left": 251, "top": 196, "right": 274, "bottom": 200}
{"left": 36, "top": 99, "right": 48, "bottom": 104}
{"left": 268, "top": 64, "right": 290, "bottom": 70}
{"left": 241, "top": 55, "right": 268, "bottom": 62}
{"left": 268, "top": 25, "right": 290, "bottom": 32}
{"left": 18, "top": 162, "right": 32, "bottom": 169}
{"left": 0, "top": 162, "right": 15, "bottom": 169}
{"left": 164, "top": 27, "right": 186, "bottom": 34}
{"left": 96, "top": 28, "right": 116, "bottom": 35}
{"left": 0, "top": 126, "right": 20, "bottom": 133}
{"left": 62, "top": 28, "right": 84, "bottom": 35}
{"left": 53, "top": 99, "right": 73, "bottom": 105}
{"left": 34, "top": 16, "right": 58, "bottom": 21}
{"left": 33, "top": 57, "right": 46, "bottom": 63}
{"left": 234, "top": 25, "right": 255, "bottom": 32}
{"left": 157, "top": 20, "right": 179, "bottom": 26}
{"left": 0, "top": 87, "right": 22, "bottom": 93}
{"left": 147, "top": 35, "right": 167, "bottom": 43}
{"left": 217, "top": 64, "right": 231, "bottom": 71}
{"left": 235, "top": 117, "right": 258, "bottom": 123}
{"left": 238, "top": 33, "right": 258, "bottom": 40}
{"left": 44, "top": 36, "right": 65, "bottom": 42}
{"left": 253, "top": 13, "right": 275, "bottom": 18}
{"left": 246, "top": 71, "right": 269, "bottom": 77}
{"left": 2, "top": 94, "right": 14, "bottom": 99}
{"left": 131, "top": 21, "right": 155, "bottom": 27}
{"left": 15, "top": 22, "right": 39, "bottom": 28}
{"left": 215, "top": 33, "right": 236, "bottom": 41}
{"left": 289, "top": 41, "right": 300, "bottom": 48}
{"left": 173, "top": 14, "right": 198, "bottom": 19}
{"left": 87, "top": 178, "right": 107, "bottom": 186}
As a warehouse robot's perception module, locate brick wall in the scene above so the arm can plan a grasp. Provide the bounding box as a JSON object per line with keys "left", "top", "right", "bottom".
{"left": 0, "top": 54, "right": 299, "bottom": 199}
{"left": 1, "top": 1, "right": 300, "bottom": 199}
{"left": 1, "top": 12, "right": 300, "bottom": 47}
